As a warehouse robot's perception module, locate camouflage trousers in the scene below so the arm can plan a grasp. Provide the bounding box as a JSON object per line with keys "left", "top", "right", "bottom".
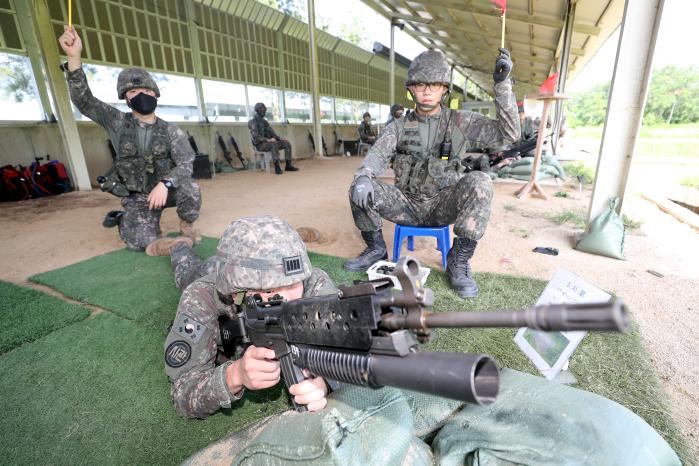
{"left": 171, "top": 243, "right": 217, "bottom": 290}
{"left": 182, "top": 369, "right": 679, "bottom": 466}
{"left": 349, "top": 171, "right": 493, "bottom": 241}
{"left": 118, "top": 180, "right": 201, "bottom": 250}
{"left": 255, "top": 140, "right": 292, "bottom": 163}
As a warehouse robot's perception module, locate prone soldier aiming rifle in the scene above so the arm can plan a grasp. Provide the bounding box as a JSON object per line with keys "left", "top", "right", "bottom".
{"left": 219, "top": 257, "right": 629, "bottom": 412}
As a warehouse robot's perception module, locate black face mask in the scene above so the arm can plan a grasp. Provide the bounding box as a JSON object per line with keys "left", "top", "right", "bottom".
{"left": 128, "top": 92, "right": 157, "bottom": 115}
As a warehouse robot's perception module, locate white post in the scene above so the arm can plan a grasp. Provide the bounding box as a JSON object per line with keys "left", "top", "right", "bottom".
{"left": 588, "top": 0, "right": 665, "bottom": 223}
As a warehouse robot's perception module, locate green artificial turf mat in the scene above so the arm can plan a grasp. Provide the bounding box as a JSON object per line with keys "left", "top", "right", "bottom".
{"left": 22, "top": 243, "right": 694, "bottom": 464}
{"left": 0, "top": 312, "right": 288, "bottom": 465}
{"left": 0, "top": 280, "right": 90, "bottom": 354}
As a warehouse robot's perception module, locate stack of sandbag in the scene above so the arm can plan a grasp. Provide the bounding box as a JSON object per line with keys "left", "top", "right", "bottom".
{"left": 496, "top": 155, "right": 567, "bottom": 181}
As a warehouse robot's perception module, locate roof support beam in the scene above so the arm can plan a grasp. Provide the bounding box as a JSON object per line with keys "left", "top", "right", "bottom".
{"left": 588, "top": 0, "right": 665, "bottom": 224}
{"left": 307, "top": 0, "right": 323, "bottom": 157}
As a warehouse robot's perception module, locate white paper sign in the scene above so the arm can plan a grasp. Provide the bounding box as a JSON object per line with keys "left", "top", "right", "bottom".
{"left": 514, "top": 267, "right": 611, "bottom": 380}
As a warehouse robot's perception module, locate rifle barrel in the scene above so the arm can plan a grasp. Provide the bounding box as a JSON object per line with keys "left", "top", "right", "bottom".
{"left": 422, "top": 299, "right": 628, "bottom": 332}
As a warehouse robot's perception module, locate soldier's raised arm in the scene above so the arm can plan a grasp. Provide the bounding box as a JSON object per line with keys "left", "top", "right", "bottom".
{"left": 456, "top": 48, "right": 520, "bottom": 149}
{"left": 58, "top": 25, "right": 122, "bottom": 131}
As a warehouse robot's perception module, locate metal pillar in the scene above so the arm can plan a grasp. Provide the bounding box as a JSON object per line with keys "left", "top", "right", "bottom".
{"left": 553, "top": 0, "right": 576, "bottom": 153}
{"left": 390, "top": 19, "right": 396, "bottom": 105}
{"left": 184, "top": 0, "right": 207, "bottom": 121}
{"left": 30, "top": 0, "right": 91, "bottom": 190}
{"left": 14, "top": 0, "right": 54, "bottom": 122}
{"left": 588, "top": 0, "right": 666, "bottom": 223}
{"left": 307, "top": 0, "right": 323, "bottom": 157}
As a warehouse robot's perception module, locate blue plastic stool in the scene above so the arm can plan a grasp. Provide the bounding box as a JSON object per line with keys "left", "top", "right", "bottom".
{"left": 392, "top": 224, "right": 451, "bottom": 270}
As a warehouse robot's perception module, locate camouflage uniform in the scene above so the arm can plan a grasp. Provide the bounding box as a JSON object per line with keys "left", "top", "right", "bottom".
{"left": 164, "top": 216, "right": 337, "bottom": 419}
{"left": 65, "top": 67, "right": 201, "bottom": 250}
{"left": 358, "top": 119, "right": 376, "bottom": 144}
{"left": 351, "top": 82, "right": 519, "bottom": 240}
{"left": 248, "top": 114, "right": 292, "bottom": 164}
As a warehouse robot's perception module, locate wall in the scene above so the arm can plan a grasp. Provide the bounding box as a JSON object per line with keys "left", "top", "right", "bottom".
{"left": 0, "top": 122, "right": 370, "bottom": 188}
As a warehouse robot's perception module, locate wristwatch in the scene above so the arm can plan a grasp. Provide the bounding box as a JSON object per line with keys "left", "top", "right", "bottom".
{"left": 162, "top": 180, "right": 174, "bottom": 189}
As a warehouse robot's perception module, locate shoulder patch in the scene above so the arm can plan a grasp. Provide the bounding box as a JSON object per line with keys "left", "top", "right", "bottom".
{"left": 165, "top": 341, "right": 192, "bottom": 368}
{"left": 173, "top": 314, "right": 206, "bottom": 344}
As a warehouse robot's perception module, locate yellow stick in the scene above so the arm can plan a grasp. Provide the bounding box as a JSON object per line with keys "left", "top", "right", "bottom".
{"left": 500, "top": 10, "right": 506, "bottom": 48}
{"left": 68, "top": 0, "right": 72, "bottom": 27}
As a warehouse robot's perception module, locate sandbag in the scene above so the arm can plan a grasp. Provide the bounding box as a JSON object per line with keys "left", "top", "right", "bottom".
{"left": 576, "top": 197, "right": 626, "bottom": 260}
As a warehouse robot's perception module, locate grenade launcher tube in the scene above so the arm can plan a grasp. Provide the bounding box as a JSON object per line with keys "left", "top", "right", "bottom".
{"left": 293, "top": 345, "right": 499, "bottom": 406}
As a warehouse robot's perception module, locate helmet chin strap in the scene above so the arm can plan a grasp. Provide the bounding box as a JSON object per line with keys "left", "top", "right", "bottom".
{"left": 409, "top": 88, "right": 450, "bottom": 113}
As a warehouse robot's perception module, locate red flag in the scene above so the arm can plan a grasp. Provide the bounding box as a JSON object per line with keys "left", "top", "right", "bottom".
{"left": 539, "top": 73, "right": 558, "bottom": 94}
{"left": 491, "top": 0, "right": 506, "bottom": 14}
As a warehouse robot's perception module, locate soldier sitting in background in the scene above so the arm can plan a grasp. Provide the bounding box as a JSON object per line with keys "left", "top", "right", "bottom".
{"left": 386, "top": 104, "right": 405, "bottom": 124}
{"left": 358, "top": 112, "right": 377, "bottom": 145}
{"left": 248, "top": 103, "right": 298, "bottom": 175}
{"left": 58, "top": 25, "right": 201, "bottom": 253}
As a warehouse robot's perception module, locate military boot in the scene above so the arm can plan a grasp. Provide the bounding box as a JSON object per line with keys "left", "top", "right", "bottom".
{"left": 446, "top": 237, "right": 479, "bottom": 298}
{"left": 285, "top": 162, "right": 299, "bottom": 172}
{"left": 343, "top": 230, "right": 388, "bottom": 271}
{"left": 274, "top": 161, "right": 283, "bottom": 175}
{"left": 180, "top": 219, "right": 202, "bottom": 245}
{"left": 102, "top": 210, "right": 124, "bottom": 228}
{"left": 145, "top": 236, "right": 193, "bottom": 257}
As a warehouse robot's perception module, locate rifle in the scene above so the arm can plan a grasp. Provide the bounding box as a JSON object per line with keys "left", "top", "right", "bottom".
{"left": 228, "top": 133, "right": 248, "bottom": 168}
{"left": 501, "top": 137, "right": 538, "bottom": 159}
{"left": 216, "top": 131, "right": 235, "bottom": 168}
{"left": 187, "top": 131, "right": 200, "bottom": 155}
{"left": 308, "top": 130, "right": 328, "bottom": 156}
{"left": 220, "top": 257, "right": 629, "bottom": 412}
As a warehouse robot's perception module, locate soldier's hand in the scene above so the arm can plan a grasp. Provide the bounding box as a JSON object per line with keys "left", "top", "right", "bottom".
{"left": 229, "top": 345, "right": 281, "bottom": 392}
{"left": 288, "top": 369, "right": 328, "bottom": 412}
{"left": 493, "top": 47, "right": 512, "bottom": 84}
{"left": 147, "top": 182, "right": 169, "bottom": 210}
{"left": 351, "top": 176, "right": 374, "bottom": 210}
{"left": 58, "top": 25, "right": 82, "bottom": 59}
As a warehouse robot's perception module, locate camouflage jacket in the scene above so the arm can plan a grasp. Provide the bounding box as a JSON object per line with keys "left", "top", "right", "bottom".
{"left": 355, "top": 79, "right": 520, "bottom": 191}
{"left": 248, "top": 115, "right": 280, "bottom": 148}
{"left": 65, "top": 67, "right": 194, "bottom": 191}
{"left": 164, "top": 267, "right": 338, "bottom": 419}
{"left": 358, "top": 121, "right": 376, "bottom": 142}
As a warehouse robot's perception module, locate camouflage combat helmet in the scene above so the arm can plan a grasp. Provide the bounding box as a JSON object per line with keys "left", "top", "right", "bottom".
{"left": 405, "top": 50, "right": 450, "bottom": 86}
{"left": 117, "top": 68, "right": 160, "bottom": 100}
{"left": 215, "top": 215, "right": 312, "bottom": 294}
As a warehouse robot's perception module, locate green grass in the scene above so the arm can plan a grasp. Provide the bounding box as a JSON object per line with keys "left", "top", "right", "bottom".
{"left": 3, "top": 246, "right": 692, "bottom": 465}
{"left": 554, "top": 190, "right": 570, "bottom": 198}
{"left": 622, "top": 213, "right": 644, "bottom": 232}
{"left": 564, "top": 161, "right": 596, "bottom": 184}
{"left": 570, "top": 124, "right": 699, "bottom": 158}
{"left": 681, "top": 175, "right": 699, "bottom": 190}
{"left": 0, "top": 280, "right": 90, "bottom": 354}
{"left": 551, "top": 209, "right": 587, "bottom": 229}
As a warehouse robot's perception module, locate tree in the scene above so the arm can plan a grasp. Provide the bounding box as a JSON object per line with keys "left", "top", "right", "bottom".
{"left": 0, "top": 53, "right": 34, "bottom": 103}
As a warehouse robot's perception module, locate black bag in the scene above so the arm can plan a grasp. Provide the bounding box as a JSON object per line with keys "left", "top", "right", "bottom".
{"left": 192, "top": 154, "right": 212, "bottom": 179}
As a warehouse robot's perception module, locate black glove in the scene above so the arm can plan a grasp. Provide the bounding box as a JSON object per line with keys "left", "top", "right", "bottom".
{"left": 351, "top": 176, "right": 374, "bottom": 209}
{"left": 493, "top": 47, "right": 512, "bottom": 84}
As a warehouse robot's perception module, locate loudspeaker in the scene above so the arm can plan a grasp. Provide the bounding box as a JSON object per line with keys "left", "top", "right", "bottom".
{"left": 193, "top": 154, "right": 212, "bottom": 179}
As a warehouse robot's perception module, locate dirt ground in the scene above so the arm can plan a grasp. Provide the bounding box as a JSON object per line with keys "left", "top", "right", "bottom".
{"left": 0, "top": 155, "right": 697, "bottom": 456}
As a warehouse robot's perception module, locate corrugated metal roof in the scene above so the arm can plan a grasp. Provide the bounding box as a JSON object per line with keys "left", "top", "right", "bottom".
{"left": 361, "top": 0, "right": 625, "bottom": 98}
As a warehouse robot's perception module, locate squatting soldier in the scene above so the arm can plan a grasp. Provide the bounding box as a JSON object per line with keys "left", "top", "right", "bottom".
{"left": 248, "top": 103, "right": 298, "bottom": 175}
{"left": 163, "top": 216, "right": 335, "bottom": 418}
{"left": 166, "top": 220, "right": 680, "bottom": 466}
{"left": 344, "top": 48, "right": 520, "bottom": 298}
{"left": 58, "top": 26, "right": 201, "bottom": 252}
{"left": 358, "top": 112, "right": 377, "bottom": 145}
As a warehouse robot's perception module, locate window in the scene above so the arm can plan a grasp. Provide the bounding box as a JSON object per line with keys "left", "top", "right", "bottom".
{"left": 335, "top": 98, "right": 365, "bottom": 124}
{"left": 0, "top": 52, "right": 43, "bottom": 121}
{"left": 203, "top": 79, "right": 247, "bottom": 122}
{"left": 247, "top": 85, "right": 283, "bottom": 122}
{"left": 319, "top": 96, "right": 333, "bottom": 122}
{"left": 72, "top": 64, "right": 198, "bottom": 122}
{"left": 284, "top": 91, "right": 311, "bottom": 123}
